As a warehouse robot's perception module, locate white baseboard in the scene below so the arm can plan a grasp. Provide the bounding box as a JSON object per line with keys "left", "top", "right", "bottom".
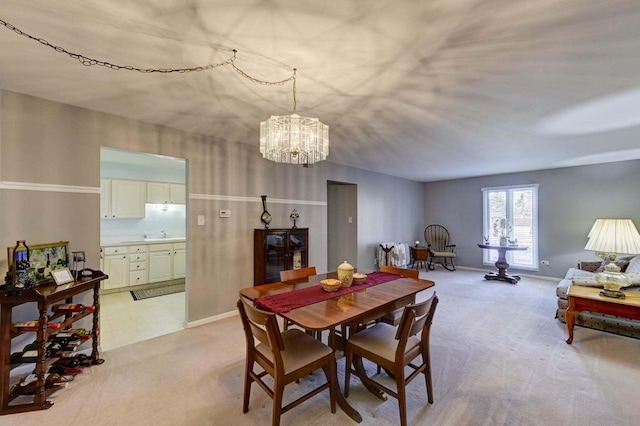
{"left": 187, "top": 310, "right": 237, "bottom": 328}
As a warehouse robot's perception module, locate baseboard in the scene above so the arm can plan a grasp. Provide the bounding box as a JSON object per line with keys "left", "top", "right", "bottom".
{"left": 187, "top": 310, "right": 237, "bottom": 328}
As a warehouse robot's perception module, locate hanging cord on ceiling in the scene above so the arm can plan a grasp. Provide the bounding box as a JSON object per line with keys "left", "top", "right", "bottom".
{"left": 0, "top": 18, "right": 296, "bottom": 86}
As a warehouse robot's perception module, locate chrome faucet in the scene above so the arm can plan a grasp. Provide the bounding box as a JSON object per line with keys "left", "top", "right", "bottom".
{"left": 161, "top": 230, "right": 167, "bottom": 238}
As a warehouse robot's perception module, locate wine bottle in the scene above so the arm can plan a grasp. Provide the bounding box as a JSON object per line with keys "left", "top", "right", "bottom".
{"left": 11, "top": 321, "right": 61, "bottom": 332}
{"left": 10, "top": 373, "right": 71, "bottom": 396}
{"left": 21, "top": 349, "right": 52, "bottom": 363}
{"left": 51, "top": 303, "right": 96, "bottom": 313}
{"left": 47, "top": 364, "right": 84, "bottom": 375}
{"left": 51, "top": 357, "right": 81, "bottom": 368}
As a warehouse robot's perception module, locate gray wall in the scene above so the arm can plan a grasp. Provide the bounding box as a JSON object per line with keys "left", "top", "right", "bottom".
{"left": 0, "top": 90, "right": 425, "bottom": 326}
{"left": 423, "top": 160, "right": 640, "bottom": 278}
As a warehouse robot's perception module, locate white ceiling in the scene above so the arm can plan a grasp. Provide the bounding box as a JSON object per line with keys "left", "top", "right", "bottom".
{"left": 2, "top": 1, "right": 640, "bottom": 182}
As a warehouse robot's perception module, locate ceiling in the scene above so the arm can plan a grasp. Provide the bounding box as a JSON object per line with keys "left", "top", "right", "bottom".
{"left": 2, "top": 1, "right": 640, "bottom": 182}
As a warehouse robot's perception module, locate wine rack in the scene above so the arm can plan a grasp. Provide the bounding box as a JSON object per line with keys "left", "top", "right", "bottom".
{"left": 0, "top": 272, "right": 107, "bottom": 415}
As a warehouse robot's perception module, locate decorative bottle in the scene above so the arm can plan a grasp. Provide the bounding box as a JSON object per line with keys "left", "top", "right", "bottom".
{"left": 12, "top": 240, "right": 35, "bottom": 289}
{"left": 51, "top": 303, "right": 96, "bottom": 313}
{"left": 260, "top": 195, "right": 272, "bottom": 229}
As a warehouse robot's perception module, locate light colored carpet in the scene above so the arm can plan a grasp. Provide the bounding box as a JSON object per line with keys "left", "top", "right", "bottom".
{"left": 5, "top": 269, "right": 640, "bottom": 425}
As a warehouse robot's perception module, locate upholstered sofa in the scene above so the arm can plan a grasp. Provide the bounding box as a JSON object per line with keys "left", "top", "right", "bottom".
{"left": 556, "top": 256, "right": 640, "bottom": 339}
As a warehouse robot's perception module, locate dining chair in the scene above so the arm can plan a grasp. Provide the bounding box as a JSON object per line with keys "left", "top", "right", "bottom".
{"left": 378, "top": 265, "right": 420, "bottom": 326}
{"left": 424, "top": 224, "right": 457, "bottom": 271}
{"left": 344, "top": 293, "right": 438, "bottom": 426}
{"left": 280, "top": 266, "right": 316, "bottom": 282}
{"left": 236, "top": 297, "right": 337, "bottom": 426}
{"left": 280, "top": 266, "right": 318, "bottom": 336}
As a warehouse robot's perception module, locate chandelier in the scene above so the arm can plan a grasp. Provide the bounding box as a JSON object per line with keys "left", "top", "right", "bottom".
{"left": 260, "top": 69, "right": 329, "bottom": 165}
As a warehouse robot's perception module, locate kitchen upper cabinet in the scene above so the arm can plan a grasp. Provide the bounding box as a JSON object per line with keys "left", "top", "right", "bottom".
{"left": 101, "top": 179, "right": 146, "bottom": 218}
{"left": 146, "top": 182, "right": 186, "bottom": 204}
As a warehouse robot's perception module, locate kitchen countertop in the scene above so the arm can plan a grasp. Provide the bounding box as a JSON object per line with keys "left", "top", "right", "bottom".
{"left": 101, "top": 238, "right": 186, "bottom": 247}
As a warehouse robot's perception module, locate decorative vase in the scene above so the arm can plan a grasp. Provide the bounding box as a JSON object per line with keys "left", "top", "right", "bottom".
{"left": 337, "top": 261, "right": 354, "bottom": 287}
{"left": 499, "top": 236, "right": 508, "bottom": 246}
{"left": 260, "top": 195, "right": 272, "bottom": 229}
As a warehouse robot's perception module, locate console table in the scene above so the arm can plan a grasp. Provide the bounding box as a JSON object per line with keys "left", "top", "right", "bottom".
{"left": 477, "top": 244, "right": 528, "bottom": 284}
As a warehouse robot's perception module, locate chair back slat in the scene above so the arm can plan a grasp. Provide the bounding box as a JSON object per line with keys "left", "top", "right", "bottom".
{"left": 238, "top": 298, "right": 284, "bottom": 352}
{"left": 395, "top": 293, "right": 438, "bottom": 341}
{"left": 280, "top": 266, "right": 317, "bottom": 282}
{"left": 424, "top": 224, "right": 450, "bottom": 252}
{"left": 379, "top": 265, "right": 419, "bottom": 280}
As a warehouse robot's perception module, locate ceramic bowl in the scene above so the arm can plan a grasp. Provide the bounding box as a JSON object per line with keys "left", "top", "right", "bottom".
{"left": 353, "top": 273, "right": 367, "bottom": 284}
{"left": 320, "top": 279, "right": 341, "bottom": 292}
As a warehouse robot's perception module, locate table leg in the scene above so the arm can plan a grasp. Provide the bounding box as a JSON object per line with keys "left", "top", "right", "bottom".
{"left": 328, "top": 329, "right": 363, "bottom": 423}
{"left": 565, "top": 304, "right": 576, "bottom": 344}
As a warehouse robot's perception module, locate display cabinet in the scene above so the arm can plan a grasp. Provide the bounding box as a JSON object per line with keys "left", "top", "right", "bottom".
{"left": 254, "top": 228, "right": 309, "bottom": 286}
{"left": 0, "top": 272, "right": 107, "bottom": 415}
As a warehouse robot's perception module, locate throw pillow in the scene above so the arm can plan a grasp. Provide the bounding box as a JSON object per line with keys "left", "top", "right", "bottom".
{"left": 595, "top": 256, "right": 635, "bottom": 273}
{"left": 627, "top": 273, "right": 640, "bottom": 286}
{"left": 565, "top": 268, "right": 595, "bottom": 279}
{"left": 625, "top": 256, "right": 640, "bottom": 274}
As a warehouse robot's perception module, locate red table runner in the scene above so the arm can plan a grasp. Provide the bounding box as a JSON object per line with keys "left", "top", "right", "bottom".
{"left": 254, "top": 271, "right": 401, "bottom": 314}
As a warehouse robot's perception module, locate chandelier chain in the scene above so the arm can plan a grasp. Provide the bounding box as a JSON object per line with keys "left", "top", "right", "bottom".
{"left": 0, "top": 18, "right": 296, "bottom": 85}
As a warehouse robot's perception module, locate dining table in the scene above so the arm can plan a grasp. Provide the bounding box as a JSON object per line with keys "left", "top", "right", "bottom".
{"left": 239, "top": 270, "right": 435, "bottom": 423}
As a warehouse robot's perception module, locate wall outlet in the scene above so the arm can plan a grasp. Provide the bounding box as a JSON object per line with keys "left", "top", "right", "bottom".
{"left": 219, "top": 209, "right": 231, "bottom": 218}
{"left": 540, "top": 260, "right": 550, "bottom": 266}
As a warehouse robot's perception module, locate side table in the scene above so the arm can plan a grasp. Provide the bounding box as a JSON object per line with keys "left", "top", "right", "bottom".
{"left": 410, "top": 246, "right": 430, "bottom": 271}
{"left": 565, "top": 285, "right": 640, "bottom": 344}
{"left": 477, "top": 244, "right": 528, "bottom": 284}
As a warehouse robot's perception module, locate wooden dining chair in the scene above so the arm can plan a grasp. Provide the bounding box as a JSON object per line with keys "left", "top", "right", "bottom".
{"left": 344, "top": 293, "right": 439, "bottom": 426}
{"left": 424, "top": 224, "right": 457, "bottom": 271}
{"left": 237, "top": 297, "right": 337, "bottom": 426}
{"left": 280, "top": 266, "right": 318, "bottom": 335}
{"left": 378, "top": 265, "right": 420, "bottom": 326}
{"left": 280, "top": 266, "right": 316, "bottom": 282}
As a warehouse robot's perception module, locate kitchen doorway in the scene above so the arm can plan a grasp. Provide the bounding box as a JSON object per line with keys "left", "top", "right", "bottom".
{"left": 99, "top": 147, "right": 187, "bottom": 351}
{"left": 327, "top": 181, "right": 358, "bottom": 269}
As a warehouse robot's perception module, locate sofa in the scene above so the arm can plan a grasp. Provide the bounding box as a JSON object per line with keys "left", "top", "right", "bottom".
{"left": 556, "top": 256, "right": 640, "bottom": 339}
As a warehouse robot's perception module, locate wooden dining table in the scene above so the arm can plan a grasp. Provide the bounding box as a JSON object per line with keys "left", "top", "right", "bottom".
{"left": 239, "top": 271, "right": 435, "bottom": 423}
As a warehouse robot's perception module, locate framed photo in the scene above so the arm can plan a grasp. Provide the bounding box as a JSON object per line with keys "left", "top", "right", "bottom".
{"left": 50, "top": 268, "right": 74, "bottom": 285}
{"left": 7, "top": 241, "right": 69, "bottom": 285}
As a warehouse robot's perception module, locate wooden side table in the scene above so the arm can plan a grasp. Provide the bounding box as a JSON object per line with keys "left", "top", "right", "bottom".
{"left": 565, "top": 285, "right": 640, "bottom": 344}
{"left": 477, "top": 244, "right": 528, "bottom": 284}
{"left": 410, "top": 246, "right": 430, "bottom": 271}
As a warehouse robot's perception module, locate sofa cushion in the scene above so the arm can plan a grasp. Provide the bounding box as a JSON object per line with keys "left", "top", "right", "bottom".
{"left": 565, "top": 267, "right": 595, "bottom": 279}
{"left": 571, "top": 276, "right": 599, "bottom": 286}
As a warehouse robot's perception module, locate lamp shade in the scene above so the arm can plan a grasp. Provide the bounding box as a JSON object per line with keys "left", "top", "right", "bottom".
{"left": 584, "top": 218, "right": 640, "bottom": 254}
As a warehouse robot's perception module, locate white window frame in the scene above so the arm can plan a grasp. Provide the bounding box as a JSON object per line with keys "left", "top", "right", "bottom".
{"left": 482, "top": 184, "right": 539, "bottom": 271}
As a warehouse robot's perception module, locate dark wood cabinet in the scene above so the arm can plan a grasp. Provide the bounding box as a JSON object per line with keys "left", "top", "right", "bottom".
{"left": 254, "top": 228, "right": 309, "bottom": 286}
{"left": 0, "top": 272, "right": 107, "bottom": 415}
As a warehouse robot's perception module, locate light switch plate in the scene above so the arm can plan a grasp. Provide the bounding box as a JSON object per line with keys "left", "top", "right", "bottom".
{"left": 219, "top": 210, "right": 231, "bottom": 218}
{"left": 197, "top": 215, "right": 205, "bottom": 226}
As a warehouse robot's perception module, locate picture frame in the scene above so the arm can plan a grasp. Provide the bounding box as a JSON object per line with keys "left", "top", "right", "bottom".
{"left": 7, "top": 241, "right": 69, "bottom": 285}
{"left": 50, "top": 267, "right": 74, "bottom": 285}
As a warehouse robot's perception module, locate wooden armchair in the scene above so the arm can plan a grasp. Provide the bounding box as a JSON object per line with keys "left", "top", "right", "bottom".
{"left": 424, "top": 224, "right": 457, "bottom": 271}
{"left": 237, "top": 297, "right": 336, "bottom": 426}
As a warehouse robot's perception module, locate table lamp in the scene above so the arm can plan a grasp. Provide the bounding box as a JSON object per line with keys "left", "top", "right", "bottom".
{"left": 584, "top": 218, "right": 640, "bottom": 298}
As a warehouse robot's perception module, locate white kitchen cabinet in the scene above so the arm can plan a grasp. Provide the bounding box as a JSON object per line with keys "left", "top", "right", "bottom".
{"left": 100, "top": 179, "right": 111, "bottom": 219}
{"left": 128, "top": 245, "right": 148, "bottom": 286}
{"left": 102, "top": 246, "right": 128, "bottom": 290}
{"left": 146, "top": 182, "right": 186, "bottom": 204}
{"left": 172, "top": 242, "right": 186, "bottom": 279}
{"left": 170, "top": 184, "right": 186, "bottom": 204}
{"left": 101, "top": 179, "right": 146, "bottom": 218}
{"left": 148, "top": 243, "right": 173, "bottom": 283}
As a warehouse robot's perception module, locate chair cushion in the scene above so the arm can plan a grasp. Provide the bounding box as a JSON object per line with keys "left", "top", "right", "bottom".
{"left": 256, "top": 329, "right": 332, "bottom": 375}
{"left": 431, "top": 251, "right": 456, "bottom": 258}
{"left": 380, "top": 308, "right": 403, "bottom": 326}
{"left": 348, "top": 322, "right": 420, "bottom": 363}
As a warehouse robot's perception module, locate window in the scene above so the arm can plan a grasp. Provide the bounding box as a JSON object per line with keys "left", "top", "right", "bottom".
{"left": 482, "top": 185, "right": 539, "bottom": 270}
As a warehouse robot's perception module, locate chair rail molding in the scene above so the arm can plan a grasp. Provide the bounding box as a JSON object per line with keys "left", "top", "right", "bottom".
{"left": 0, "top": 180, "right": 99, "bottom": 194}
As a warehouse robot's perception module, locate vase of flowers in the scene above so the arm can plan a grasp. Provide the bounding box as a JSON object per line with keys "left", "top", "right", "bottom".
{"left": 415, "top": 240, "right": 420, "bottom": 248}
{"left": 492, "top": 218, "right": 512, "bottom": 246}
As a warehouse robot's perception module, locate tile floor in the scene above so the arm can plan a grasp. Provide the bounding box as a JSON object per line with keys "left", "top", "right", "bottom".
{"left": 99, "top": 289, "right": 185, "bottom": 351}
